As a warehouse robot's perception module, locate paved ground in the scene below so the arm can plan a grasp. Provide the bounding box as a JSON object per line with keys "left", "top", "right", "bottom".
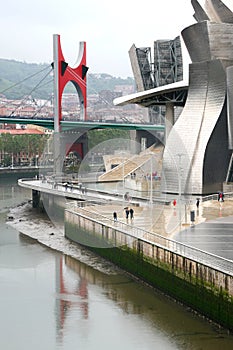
{"left": 173, "top": 201, "right": 233, "bottom": 261}
{"left": 85, "top": 198, "right": 233, "bottom": 261}
{"left": 173, "top": 221, "right": 233, "bottom": 260}
{"left": 19, "top": 179, "right": 233, "bottom": 261}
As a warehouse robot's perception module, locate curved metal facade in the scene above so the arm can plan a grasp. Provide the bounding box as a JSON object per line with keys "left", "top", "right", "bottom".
{"left": 162, "top": 0, "right": 233, "bottom": 194}
{"left": 227, "top": 66, "right": 233, "bottom": 149}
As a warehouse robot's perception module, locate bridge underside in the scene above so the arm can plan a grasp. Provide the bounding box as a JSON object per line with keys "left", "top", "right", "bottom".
{"left": 114, "top": 82, "right": 188, "bottom": 108}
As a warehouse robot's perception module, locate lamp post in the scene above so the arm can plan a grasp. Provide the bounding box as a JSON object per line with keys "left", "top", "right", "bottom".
{"left": 121, "top": 152, "right": 127, "bottom": 204}
{"left": 11, "top": 153, "right": 14, "bottom": 169}
{"left": 122, "top": 157, "right": 125, "bottom": 202}
{"left": 150, "top": 153, "right": 153, "bottom": 204}
{"left": 35, "top": 155, "right": 39, "bottom": 168}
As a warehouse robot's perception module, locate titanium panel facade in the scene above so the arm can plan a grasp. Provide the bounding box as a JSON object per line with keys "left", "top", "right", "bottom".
{"left": 162, "top": 0, "right": 233, "bottom": 194}
{"left": 227, "top": 66, "right": 233, "bottom": 149}
{"left": 191, "top": 0, "right": 210, "bottom": 21}
{"left": 205, "top": 0, "right": 233, "bottom": 23}
{"left": 162, "top": 59, "right": 231, "bottom": 194}
{"left": 181, "top": 21, "right": 233, "bottom": 63}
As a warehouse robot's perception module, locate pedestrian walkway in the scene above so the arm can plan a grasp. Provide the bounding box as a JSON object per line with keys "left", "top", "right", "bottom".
{"left": 83, "top": 197, "right": 233, "bottom": 237}
{"left": 81, "top": 196, "right": 233, "bottom": 262}
{"left": 173, "top": 198, "right": 233, "bottom": 261}
{"left": 18, "top": 177, "right": 233, "bottom": 260}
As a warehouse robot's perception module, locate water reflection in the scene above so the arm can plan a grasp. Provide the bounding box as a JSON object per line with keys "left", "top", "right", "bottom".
{"left": 2, "top": 178, "right": 233, "bottom": 350}
{"left": 54, "top": 254, "right": 233, "bottom": 350}
{"left": 55, "top": 255, "right": 88, "bottom": 338}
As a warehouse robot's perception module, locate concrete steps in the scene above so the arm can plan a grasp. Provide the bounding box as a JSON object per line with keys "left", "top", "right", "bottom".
{"left": 98, "top": 145, "right": 163, "bottom": 182}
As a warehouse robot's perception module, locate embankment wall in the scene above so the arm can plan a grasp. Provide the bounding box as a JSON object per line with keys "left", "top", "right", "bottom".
{"left": 64, "top": 208, "right": 233, "bottom": 331}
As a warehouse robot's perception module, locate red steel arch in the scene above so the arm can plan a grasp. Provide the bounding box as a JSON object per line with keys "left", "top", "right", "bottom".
{"left": 53, "top": 34, "right": 88, "bottom": 128}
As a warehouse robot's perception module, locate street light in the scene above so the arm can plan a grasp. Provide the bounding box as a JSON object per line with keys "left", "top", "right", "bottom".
{"left": 150, "top": 153, "right": 153, "bottom": 204}
{"left": 11, "top": 153, "right": 14, "bottom": 169}
{"left": 122, "top": 157, "right": 125, "bottom": 202}
{"left": 147, "top": 151, "right": 157, "bottom": 205}
{"left": 35, "top": 155, "right": 39, "bottom": 168}
{"left": 121, "top": 152, "right": 127, "bottom": 203}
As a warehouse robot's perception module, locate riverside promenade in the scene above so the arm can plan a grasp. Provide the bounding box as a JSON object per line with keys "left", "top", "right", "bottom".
{"left": 19, "top": 177, "right": 233, "bottom": 330}
{"left": 18, "top": 177, "right": 233, "bottom": 260}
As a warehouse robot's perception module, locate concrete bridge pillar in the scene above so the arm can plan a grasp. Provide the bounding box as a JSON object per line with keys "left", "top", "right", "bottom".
{"left": 53, "top": 131, "right": 88, "bottom": 174}
{"left": 32, "top": 189, "right": 40, "bottom": 208}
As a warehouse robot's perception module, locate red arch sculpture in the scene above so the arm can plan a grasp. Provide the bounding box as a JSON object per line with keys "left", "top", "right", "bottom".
{"left": 53, "top": 34, "right": 88, "bottom": 130}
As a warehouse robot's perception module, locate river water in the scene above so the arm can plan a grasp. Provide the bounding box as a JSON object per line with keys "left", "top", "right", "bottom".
{"left": 1, "top": 178, "right": 233, "bottom": 350}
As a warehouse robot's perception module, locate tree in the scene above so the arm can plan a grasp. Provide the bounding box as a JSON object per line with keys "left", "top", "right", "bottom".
{"left": 88, "top": 129, "right": 130, "bottom": 149}
{"left": 0, "top": 133, "right": 49, "bottom": 166}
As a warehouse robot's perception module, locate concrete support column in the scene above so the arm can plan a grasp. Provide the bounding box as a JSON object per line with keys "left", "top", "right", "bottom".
{"left": 165, "top": 102, "right": 175, "bottom": 141}
{"left": 32, "top": 190, "right": 40, "bottom": 208}
{"left": 53, "top": 132, "right": 63, "bottom": 175}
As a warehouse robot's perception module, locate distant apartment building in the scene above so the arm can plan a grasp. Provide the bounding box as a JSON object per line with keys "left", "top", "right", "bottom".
{"left": 114, "top": 85, "right": 135, "bottom": 96}
{"left": 0, "top": 81, "right": 146, "bottom": 125}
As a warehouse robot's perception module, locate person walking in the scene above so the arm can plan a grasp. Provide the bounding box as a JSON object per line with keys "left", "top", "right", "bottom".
{"left": 125, "top": 208, "right": 129, "bottom": 220}
{"left": 129, "top": 208, "right": 134, "bottom": 220}
{"left": 113, "top": 212, "right": 117, "bottom": 221}
{"left": 196, "top": 198, "right": 200, "bottom": 209}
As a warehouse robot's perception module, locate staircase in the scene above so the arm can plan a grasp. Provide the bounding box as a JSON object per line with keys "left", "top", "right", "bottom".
{"left": 98, "top": 145, "right": 163, "bottom": 182}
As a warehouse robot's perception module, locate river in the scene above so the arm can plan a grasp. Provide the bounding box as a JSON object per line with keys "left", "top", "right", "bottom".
{"left": 1, "top": 178, "right": 233, "bottom": 350}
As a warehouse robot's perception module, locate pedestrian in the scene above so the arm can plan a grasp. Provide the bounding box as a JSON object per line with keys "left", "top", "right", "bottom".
{"left": 113, "top": 212, "right": 117, "bottom": 221}
{"left": 196, "top": 198, "right": 200, "bottom": 209}
{"left": 129, "top": 208, "right": 134, "bottom": 220}
{"left": 173, "top": 199, "right": 177, "bottom": 207}
{"left": 219, "top": 192, "right": 223, "bottom": 202}
{"left": 125, "top": 208, "right": 129, "bottom": 219}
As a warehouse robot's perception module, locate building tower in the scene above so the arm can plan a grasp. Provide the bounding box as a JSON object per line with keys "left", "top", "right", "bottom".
{"left": 129, "top": 37, "right": 183, "bottom": 124}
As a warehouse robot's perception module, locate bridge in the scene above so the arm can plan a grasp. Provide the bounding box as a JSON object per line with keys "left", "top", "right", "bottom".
{"left": 0, "top": 34, "right": 185, "bottom": 135}
{"left": 0, "top": 116, "right": 165, "bottom": 132}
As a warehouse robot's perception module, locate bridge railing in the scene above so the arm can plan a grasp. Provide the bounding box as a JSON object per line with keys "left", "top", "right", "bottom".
{"left": 201, "top": 191, "right": 233, "bottom": 202}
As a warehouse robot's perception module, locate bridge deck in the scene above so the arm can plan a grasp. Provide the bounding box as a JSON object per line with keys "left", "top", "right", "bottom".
{"left": 0, "top": 117, "right": 165, "bottom": 131}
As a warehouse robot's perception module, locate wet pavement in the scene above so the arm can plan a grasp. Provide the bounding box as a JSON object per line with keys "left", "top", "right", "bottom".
{"left": 173, "top": 201, "right": 233, "bottom": 261}
{"left": 84, "top": 197, "right": 233, "bottom": 262}
{"left": 18, "top": 179, "right": 233, "bottom": 261}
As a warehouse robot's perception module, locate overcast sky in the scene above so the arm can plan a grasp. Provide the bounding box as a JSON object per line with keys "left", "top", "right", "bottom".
{"left": 1, "top": 0, "right": 232, "bottom": 78}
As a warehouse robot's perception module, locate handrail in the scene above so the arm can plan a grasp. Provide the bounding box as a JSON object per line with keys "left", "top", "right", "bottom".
{"left": 201, "top": 192, "right": 233, "bottom": 202}
{"left": 20, "top": 177, "right": 233, "bottom": 275}
{"left": 67, "top": 201, "right": 233, "bottom": 276}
